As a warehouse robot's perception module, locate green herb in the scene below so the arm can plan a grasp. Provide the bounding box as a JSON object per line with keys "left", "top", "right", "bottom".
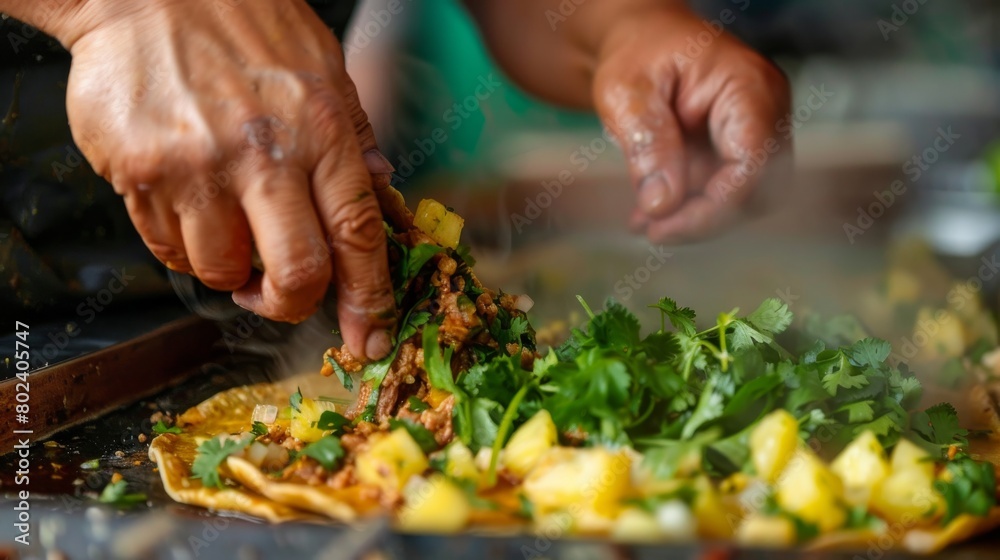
{"left": 517, "top": 494, "right": 534, "bottom": 519}
{"left": 80, "top": 459, "right": 100, "bottom": 470}
{"left": 301, "top": 436, "right": 345, "bottom": 470}
{"left": 98, "top": 480, "right": 147, "bottom": 508}
{"left": 289, "top": 388, "right": 303, "bottom": 412}
{"left": 316, "top": 411, "right": 351, "bottom": 435}
{"left": 389, "top": 418, "right": 438, "bottom": 454}
{"left": 934, "top": 454, "right": 997, "bottom": 524}
{"left": 449, "top": 476, "right": 499, "bottom": 510}
{"left": 191, "top": 435, "right": 254, "bottom": 488}
{"left": 251, "top": 421, "right": 269, "bottom": 437}
{"left": 152, "top": 420, "right": 182, "bottom": 435}
{"left": 408, "top": 396, "right": 430, "bottom": 413}
{"left": 911, "top": 403, "right": 968, "bottom": 455}
{"left": 326, "top": 356, "right": 354, "bottom": 392}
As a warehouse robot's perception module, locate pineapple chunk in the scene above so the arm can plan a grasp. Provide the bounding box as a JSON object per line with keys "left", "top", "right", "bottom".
{"left": 524, "top": 447, "right": 631, "bottom": 517}
{"left": 870, "top": 468, "right": 944, "bottom": 525}
{"left": 736, "top": 515, "right": 797, "bottom": 548}
{"left": 831, "top": 430, "right": 890, "bottom": 507}
{"left": 915, "top": 307, "right": 965, "bottom": 361}
{"left": 775, "top": 449, "right": 846, "bottom": 532}
{"left": 290, "top": 397, "right": 326, "bottom": 443}
{"left": 398, "top": 474, "right": 471, "bottom": 533}
{"left": 414, "top": 199, "right": 464, "bottom": 249}
{"left": 612, "top": 507, "right": 663, "bottom": 541}
{"left": 440, "top": 441, "right": 480, "bottom": 483}
{"left": 692, "top": 476, "right": 733, "bottom": 539}
{"left": 356, "top": 428, "right": 429, "bottom": 493}
{"left": 891, "top": 439, "right": 935, "bottom": 478}
{"left": 503, "top": 410, "right": 558, "bottom": 478}
{"left": 749, "top": 410, "right": 800, "bottom": 482}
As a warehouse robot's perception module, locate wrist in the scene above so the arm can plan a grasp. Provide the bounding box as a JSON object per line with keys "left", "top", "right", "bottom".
{"left": 593, "top": 2, "right": 696, "bottom": 62}
{"left": 2, "top": 0, "right": 141, "bottom": 50}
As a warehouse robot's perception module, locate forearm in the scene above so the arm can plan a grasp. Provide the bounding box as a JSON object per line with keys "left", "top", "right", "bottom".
{"left": 465, "top": 0, "right": 688, "bottom": 108}
{"left": 0, "top": 0, "right": 137, "bottom": 49}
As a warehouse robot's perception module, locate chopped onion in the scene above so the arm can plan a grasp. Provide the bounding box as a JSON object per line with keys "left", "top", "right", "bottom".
{"left": 513, "top": 294, "right": 534, "bottom": 313}
{"left": 244, "top": 442, "right": 269, "bottom": 468}
{"left": 655, "top": 500, "right": 696, "bottom": 540}
{"left": 252, "top": 404, "right": 278, "bottom": 424}
{"left": 260, "top": 443, "right": 290, "bottom": 471}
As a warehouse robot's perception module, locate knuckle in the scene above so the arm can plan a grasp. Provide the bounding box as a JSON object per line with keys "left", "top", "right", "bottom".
{"left": 328, "top": 194, "right": 385, "bottom": 254}
{"left": 113, "top": 145, "right": 166, "bottom": 186}
{"left": 272, "top": 255, "right": 330, "bottom": 296}
{"left": 304, "top": 89, "right": 348, "bottom": 140}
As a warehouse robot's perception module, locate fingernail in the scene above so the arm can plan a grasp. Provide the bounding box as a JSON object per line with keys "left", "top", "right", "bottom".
{"left": 638, "top": 173, "right": 674, "bottom": 218}
{"left": 231, "top": 291, "right": 258, "bottom": 312}
{"left": 365, "top": 329, "right": 393, "bottom": 360}
{"left": 363, "top": 149, "right": 395, "bottom": 175}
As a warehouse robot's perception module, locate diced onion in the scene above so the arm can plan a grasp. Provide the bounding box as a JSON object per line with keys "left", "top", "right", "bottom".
{"left": 655, "top": 500, "right": 696, "bottom": 540}
{"left": 514, "top": 294, "right": 534, "bottom": 313}
{"left": 252, "top": 404, "right": 278, "bottom": 424}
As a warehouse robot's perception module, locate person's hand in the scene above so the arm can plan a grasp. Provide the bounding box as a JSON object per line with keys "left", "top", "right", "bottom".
{"left": 592, "top": 7, "right": 792, "bottom": 243}
{"left": 53, "top": 0, "right": 397, "bottom": 359}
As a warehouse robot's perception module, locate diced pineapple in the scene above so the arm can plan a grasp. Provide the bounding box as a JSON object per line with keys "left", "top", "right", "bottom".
{"left": 915, "top": 307, "right": 966, "bottom": 362}
{"left": 503, "top": 410, "right": 558, "bottom": 478}
{"left": 414, "top": 199, "right": 464, "bottom": 249}
{"left": 890, "top": 439, "right": 935, "bottom": 478}
{"left": 524, "top": 447, "right": 631, "bottom": 517}
{"left": 612, "top": 507, "right": 663, "bottom": 541}
{"left": 775, "top": 449, "right": 846, "bottom": 532}
{"left": 831, "top": 430, "right": 891, "bottom": 507}
{"left": 441, "top": 442, "right": 479, "bottom": 483}
{"left": 870, "top": 468, "right": 944, "bottom": 526}
{"left": 398, "top": 474, "right": 471, "bottom": 533}
{"left": 356, "top": 428, "right": 429, "bottom": 493}
{"left": 691, "top": 476, "right": 733, "bottom": 539}
{"left": 749, "top": 410, "right": 800, "bottom": 482}
{"left": 290, "top": 397, "right": 326, "bottom": 443}
{"left": 736, "top": 515, "right": 797, "bottom": 548}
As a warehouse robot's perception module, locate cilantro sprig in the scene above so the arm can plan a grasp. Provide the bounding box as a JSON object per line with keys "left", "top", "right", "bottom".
{"left": 191, "top": 435, "right": 254, "bottom": 488}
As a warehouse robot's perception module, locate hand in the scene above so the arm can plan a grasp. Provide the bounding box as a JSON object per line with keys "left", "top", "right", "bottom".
{"left": 55, "top": 0, "right": 396, "bottom": 359}
{"left": 592, "top": 7, "right": 792, "bottom": 243}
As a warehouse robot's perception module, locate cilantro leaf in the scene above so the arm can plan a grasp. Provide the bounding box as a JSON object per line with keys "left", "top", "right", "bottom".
{"left": 152, "top": 420, "right": 182, "bottom": 435}
{"left": 301, "top": 436, "right": 345, "bottom": 470}
{"left": 589, "top": 300, "right": 641, "bottom": 355}
{"left": 455, "top": 244, "right": 477, "bottom": 268}
{"left": 191, "top": 435, "right": 254, "bottom": 488}
{"left": 398, "top": 311, "right": 432, "bottom": 343}
{"left": 821, "top": 355, "right": 869, "bottom": 394}
{"left": 911, "top": 403, "right": 968, "bottom": 452}
{"left": 845, "top": 338, "right": 892, "bottom": 368}
{"left": 316, "top": 411, "right": 351, "bottom": 435}
{"left": 406, "top": 244, "right": 444, "bottom": 284}
{"left": 325, "top": 356, "right": 354, "bottom": 392}
{"left": 423, "top": 323, "right": 459, "bottom": 395}
{"left": 389, "top": 418, "right": 439, "bottom": 454}
{"left": 250, "top": 421, "right": 269, "bottom": 437}
{"left": 408, "top": 396, "right": 430, "bottom": 413}
{"left": 289, "top": 388, "right": 303, "bottom": 412}
{"left": 746, "top": 298, "right": 793, "bottom": 336}
{"left": 650, "top": 297, "right": 697, "bottom": 336}
{"left": 682, "top": 377, "right": 725, "bottom": 440}
{"left": 935, "top": 454, "right": 997, "bottom": 524}
{"left": 98, "top": 480, "right": 147, "bottom": 508}
{"left": 837, "top": 400, "right": 876, "bottom": 424}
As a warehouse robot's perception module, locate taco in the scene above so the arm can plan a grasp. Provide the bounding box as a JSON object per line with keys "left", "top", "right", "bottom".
{"left": 150, "top": 187, "right": 1000, "bottom": 553}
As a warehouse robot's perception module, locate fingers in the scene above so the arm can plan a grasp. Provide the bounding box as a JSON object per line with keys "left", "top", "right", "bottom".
{"left": 308, "top": 95, "right": 396, "bottom": 361}
{"left": 594, "top": 74, "right": 688, "bottom": 220}
{"left": 121, "top": 188, "right": 192, "bottom": 273}
{"left": 232, "top": 166, "right": 331, "bottom": 323}
{"left": 178, "top": 193, "right": 253, "bottom": 290}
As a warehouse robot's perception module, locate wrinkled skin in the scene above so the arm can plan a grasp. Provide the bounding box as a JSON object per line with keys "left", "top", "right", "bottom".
{"left": 5, "top": 0, "right": 790, "bottom": 359}
{"left": 29, "top": 0, "right": 398, "bottom": 360}
{"left": 468, "top": 1, "right": 793, "bottom": 243}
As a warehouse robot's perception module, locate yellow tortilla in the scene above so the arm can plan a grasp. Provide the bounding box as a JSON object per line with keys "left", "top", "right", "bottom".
{"left": 226, "top": 456, "right": 356, "bottom": 522}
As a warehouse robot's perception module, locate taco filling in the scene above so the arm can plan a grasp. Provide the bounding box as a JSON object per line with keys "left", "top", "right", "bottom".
{"left": 150, "top": 188, "right": 1000, "bottom": 553}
